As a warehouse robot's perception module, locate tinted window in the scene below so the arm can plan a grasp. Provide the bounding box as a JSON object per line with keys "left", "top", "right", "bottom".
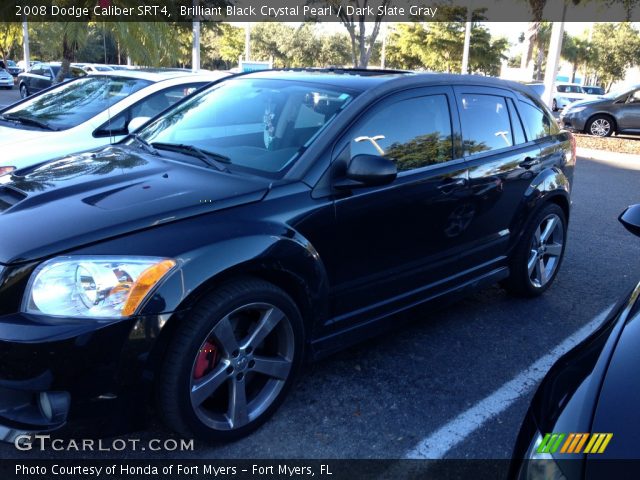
{"left": 583, "top": 86, "right": 604, "bottom": 95}
{"left": 3, "top": 76, "right": 151, "bottom": 130}
{"left": 459, "top": 94, "right": 513, "bottom": 155}
{"left": 507, "top": 98, "right": 526, "bottom": 145}
{"left": 349, "top": 94, "right": 452, "bottom": 172}
{"left": 556, "top": 85, "right": 583, "bottom": 94}
{"left": 517, "top": 100, "right": 558, "bottom": 140}
{"left": 139, "top": 79, "right": 354, "bottom": 174}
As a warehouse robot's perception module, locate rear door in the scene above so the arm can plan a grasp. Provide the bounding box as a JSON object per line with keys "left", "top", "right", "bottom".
{"left": 452, "top": 86, "right": 544, "bottom": 266}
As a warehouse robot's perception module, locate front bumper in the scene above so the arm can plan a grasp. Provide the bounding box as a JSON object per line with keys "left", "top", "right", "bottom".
{"left": 0, "top": 311, "right": 173, "bottom": 441}
{"left": 0, "top": 78, "right": 13, "bottom": 88}
{"left": 559, "top": 112, "right": 588, "bottom": 132}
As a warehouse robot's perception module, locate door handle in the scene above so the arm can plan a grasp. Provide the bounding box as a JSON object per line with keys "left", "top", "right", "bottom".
{"left": 519, "top": 157, "right": 541, "bottom": 169}
{"left": 437, "top": 177, "right": 467, "bottom": 193}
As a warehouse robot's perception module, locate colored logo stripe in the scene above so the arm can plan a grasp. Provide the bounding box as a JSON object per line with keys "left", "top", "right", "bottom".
{"left": 538, "top": 433, "right": 613, "bottom": 454}
{"left": 584, "top": 433, "right": 613, "bottom": 454}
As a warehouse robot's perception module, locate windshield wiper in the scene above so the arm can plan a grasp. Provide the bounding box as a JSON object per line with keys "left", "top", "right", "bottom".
{"left": 131, "top": 134, "right": 159, "bottom": 156}
{"left": 151, "top": 142, "right": 231, "bottom": 172}
{"left": 0, "top": 115, "right": 59, "bottom": 131}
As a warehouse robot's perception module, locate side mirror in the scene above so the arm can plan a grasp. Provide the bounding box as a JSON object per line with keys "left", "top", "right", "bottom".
{"left": 336, "top": 154, "right": 397, "bottom": 189}
{"left": 619, "top": 204, "right": 640, "bottom": 237}
{"left": 127, "top": 116, "right": 151, "bottom": 133}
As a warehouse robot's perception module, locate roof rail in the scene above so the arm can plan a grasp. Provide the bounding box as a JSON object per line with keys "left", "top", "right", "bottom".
{"left": 269, "top": 67, "right": 411, "bottom": 76}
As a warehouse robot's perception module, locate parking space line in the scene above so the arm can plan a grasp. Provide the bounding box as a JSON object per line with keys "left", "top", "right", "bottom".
{"left": 404, "top": 304, "right": 615, "bottom": 459}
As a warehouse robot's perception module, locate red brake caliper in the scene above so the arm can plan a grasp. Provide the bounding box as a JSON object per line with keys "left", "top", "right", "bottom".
{"left": 194, "top": 341, "right": 218, "bottom": 379}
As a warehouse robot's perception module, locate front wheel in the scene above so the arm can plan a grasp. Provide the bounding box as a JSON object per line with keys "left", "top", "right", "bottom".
{"left": 587, "top": 115, "right": 614, "bottom": 137}
{"left": 19, "top": 84, "right": 28, "bottom": 98}
{"left": 503, "top": 204, "right": 567, "bottom": 297}
{"left": 552, "top": 99, "right": 558, "bottom": 111}
{"left": 157, "top": 278, "right": 304, "bottom": 441}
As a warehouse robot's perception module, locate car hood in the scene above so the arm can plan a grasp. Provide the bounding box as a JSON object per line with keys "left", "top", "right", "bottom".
{"left": 0, "top": 125, "right": 52, "bottom": 150}
{"left": 0, "top": 146, "right": 270, "bottom": 264}
{"left": 0, "top": 125, "right": 101, "bottom": 168}
{"left": 564, "top": 97, "right": 609, "bottom": 109}
{"left": 588, "top": 283, "right": 640, "bottom": 459}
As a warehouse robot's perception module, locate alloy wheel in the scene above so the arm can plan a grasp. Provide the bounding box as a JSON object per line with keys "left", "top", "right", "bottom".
{"left": 590, "top": 118, "right": 611, "bottom": 136}
{"left": 189, "top": 302, "right": 295, "bottom": 431}
{"left": 528, "top": 213, "right": 564, "bottom": 288}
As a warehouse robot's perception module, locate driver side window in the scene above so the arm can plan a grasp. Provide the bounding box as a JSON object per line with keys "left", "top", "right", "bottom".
{"left": 627, "top": 90, "right": 640, "bottom": 104}
{"left": 349, "top": 94, "right": 453, "bottom": 172}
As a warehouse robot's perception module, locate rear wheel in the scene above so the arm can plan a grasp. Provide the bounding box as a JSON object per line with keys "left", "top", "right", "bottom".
{"left": 586, "top": 115, "right": 614, "bottom": 137}
{"left": 503, "top": 204, "right": 567, "bottom": 297}
{"left": 157, "top": 278, "right": 304, "bottom": 441}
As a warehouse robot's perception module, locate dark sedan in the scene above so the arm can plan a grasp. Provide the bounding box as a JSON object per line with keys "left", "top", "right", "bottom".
{"left": 0, "top": 60, "right": 20, "bottom": 78}
{"left": 17, "top": 62, "right": 86, "bottom": 98}
{"left": 511, "top": 204, "right": 640, "bottom": 478}
{"left": 560, "top": 84, "right": 640, "bottom": 136}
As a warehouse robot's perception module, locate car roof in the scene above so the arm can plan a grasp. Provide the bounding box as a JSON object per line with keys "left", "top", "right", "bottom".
{"left": 236, "top": 69, "right": 542, "bottom": 98}
{"left": 88, "top": 69, "right": 229, "bottom": 83}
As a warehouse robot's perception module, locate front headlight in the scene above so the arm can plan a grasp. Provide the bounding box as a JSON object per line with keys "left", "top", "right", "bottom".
{"left": 566, "top": 106, "right": 586, "bottom": 114}
{"left": 23, "top": 256, "right": 176, "bottom": 319}
{"left": 517, "top": 431, "right": 567, "bottom": 480}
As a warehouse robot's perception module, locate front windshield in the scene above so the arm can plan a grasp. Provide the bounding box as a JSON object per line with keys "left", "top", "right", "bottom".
{"left": 2, "top": 76, "right": 151, "bottom": 130}
{"left": 7, "top": 60, "right": 16, "bottom": 67}
{"left": 137, "top": 78, "right": 355, "bottom": 174}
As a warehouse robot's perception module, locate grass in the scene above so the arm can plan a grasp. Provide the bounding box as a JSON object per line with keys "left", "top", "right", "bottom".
{"left": 574, "top": 133, "right": 640, "bottom": 155}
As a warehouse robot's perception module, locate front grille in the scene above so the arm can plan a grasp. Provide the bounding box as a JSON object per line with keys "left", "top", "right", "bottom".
{"left": 0, "top": 187, "right": 26, "bottom": 212}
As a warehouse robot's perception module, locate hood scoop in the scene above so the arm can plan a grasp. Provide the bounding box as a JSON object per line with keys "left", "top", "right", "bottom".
{"left": 0, "top": 186, "right": 26, "bottom": 212}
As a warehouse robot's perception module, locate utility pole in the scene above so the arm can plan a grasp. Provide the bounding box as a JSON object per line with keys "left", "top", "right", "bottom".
{"left": 461, "top": 7, "right": 472, "bottom": 74}
{"left": 542, "top": 5, "right": 567, "bottom": 109}
{"left": 380, "top": 23, "right": 387, "bottom": 69}
{"left": 192, "top": 0, "right": 200, "bottom": 72}
{"left": 245, "top": 23, "right": 251, "bottom": 61}
{"left": 22, "top": 18, "right": 30, "bottom": 70}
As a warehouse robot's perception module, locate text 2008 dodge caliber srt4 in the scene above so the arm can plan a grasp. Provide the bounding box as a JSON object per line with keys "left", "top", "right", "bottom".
{"left": 0, "top": 70, "right": 575, "bottom": 441}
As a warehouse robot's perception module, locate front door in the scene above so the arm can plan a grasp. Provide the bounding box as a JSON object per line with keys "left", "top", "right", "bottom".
{"left": 327, "top": 86, "right": 472, "bottom": 320}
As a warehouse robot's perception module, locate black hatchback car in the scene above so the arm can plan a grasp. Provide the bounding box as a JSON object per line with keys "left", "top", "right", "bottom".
{"left": 0, "top": 70, "right": 575, "bottom": 441}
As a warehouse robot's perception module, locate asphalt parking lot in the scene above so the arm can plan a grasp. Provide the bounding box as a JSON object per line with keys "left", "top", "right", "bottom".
{"left": 0, "top": 149, "right": 638, "bottom": 462}
{"left": 0, "top": 87, "right": 20, "bottom": 108}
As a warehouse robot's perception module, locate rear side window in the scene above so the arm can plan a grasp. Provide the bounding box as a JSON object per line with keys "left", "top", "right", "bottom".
{"left": 517, "top": 100, "right": 558, "bottom": 140}
{"left": 459, "top": 93, "right": 513, "bottom": 156}
{"left": 350, "top": 94, "right": 453, "bottom": 172}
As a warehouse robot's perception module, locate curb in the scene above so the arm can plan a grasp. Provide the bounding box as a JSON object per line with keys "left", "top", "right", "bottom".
{"left": 576, "top": 147, "right": 639, "bottom": 163}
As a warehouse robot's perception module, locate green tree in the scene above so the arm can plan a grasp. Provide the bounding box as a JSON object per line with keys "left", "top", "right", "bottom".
{"left": 386, "top": 18, "right": 508, "bottom": 75}
{"left": 0, "top": 22, "right": 22, "bottom": 65}
{"left": 311, "top": 0, "right": 390, "bottom": 68}
{"left": 561, "top": 34, "right": 591, "bottom": 83}
{"left": 591, "top": 22, "right": 640, "bottom": 91}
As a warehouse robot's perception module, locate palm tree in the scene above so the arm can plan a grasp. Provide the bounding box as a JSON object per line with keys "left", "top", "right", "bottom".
{"left": 561, "top": 35, "right": 591, "bottom": 83}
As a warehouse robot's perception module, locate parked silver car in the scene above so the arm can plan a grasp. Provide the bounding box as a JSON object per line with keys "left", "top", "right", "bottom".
{"left": 560, "top": 84, "right": 640, "bottom": 136}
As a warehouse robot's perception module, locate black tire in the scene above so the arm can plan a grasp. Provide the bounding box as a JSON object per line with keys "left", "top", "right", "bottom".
{"left": 503, "top": 203, "right": 567, "bottom": 297}
{"left": 19, "top": 84, "right": 28, "bottom": 98}
{"left": 586, "top": 114, "right": 614, "bottom": 137}
{"left": 552, "top": 99, "right": 558, "bottom": 111}
{"left": 157, "top": 277, "right": 304, "bottom": 441}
